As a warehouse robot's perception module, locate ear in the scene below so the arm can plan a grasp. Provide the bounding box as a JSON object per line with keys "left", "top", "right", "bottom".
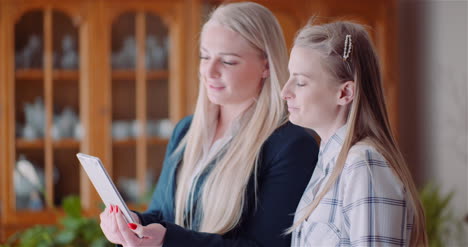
{"left": 337, "top": 80, "right": 355, "bottom": 106}
{"left": 261, "top": 59, "right": 270, "bottom": 79}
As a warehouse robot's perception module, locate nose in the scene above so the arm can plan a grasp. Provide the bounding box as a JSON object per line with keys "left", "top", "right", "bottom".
{"left": 281, "top": 80, "right": 294, "bottom": 100}
{"left": 203, "top": 59, "right": 220, "bottom": 79}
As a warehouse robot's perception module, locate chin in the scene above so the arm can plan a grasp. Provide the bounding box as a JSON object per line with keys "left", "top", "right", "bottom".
{"left": 288, "top": 116, "right": 308, "bottom": 128}
{"left": 207, "top": 95, "right": 223, "bottom": 105}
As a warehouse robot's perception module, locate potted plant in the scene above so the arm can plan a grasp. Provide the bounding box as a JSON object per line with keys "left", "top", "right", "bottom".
{"left": 1, "top": 196, "right": 112, "bottom": 247}
{"left": 420, "top": 183, "right": 464, "bottom": 247}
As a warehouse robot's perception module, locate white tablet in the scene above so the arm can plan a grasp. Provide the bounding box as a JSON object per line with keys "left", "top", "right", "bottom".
{"left": 76, "top": 153, "right": 137, "bottom": 224}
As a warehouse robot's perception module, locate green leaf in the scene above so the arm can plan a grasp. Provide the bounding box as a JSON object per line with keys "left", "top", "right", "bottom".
{"left": 62, "top": 195, "right": 82, "bottom": 218}
{"left": 60, "top": 216, "right": 82, "bottom": 231}
{"left": 420, "top": 183, "right": 462, "bottom": 247}
{"left": 6, "top": 195, "right": 114, "bottom": 247}
{"left": 55, "top": 229, "right": 76, "bottom": 244}
{"left": 90, "top": 238, "right": 111, "bottom": 247}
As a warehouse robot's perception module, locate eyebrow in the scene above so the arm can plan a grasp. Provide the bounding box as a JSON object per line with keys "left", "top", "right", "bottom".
{"left": 291, "top": 72, "right": 312, "bottom": 79}
{"left": 200, "top": 47, "right": 242, "bottom": 58}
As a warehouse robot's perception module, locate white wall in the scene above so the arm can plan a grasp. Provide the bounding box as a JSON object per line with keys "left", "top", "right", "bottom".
{"left": 399, "top": 0, "right": 468, "bottom": 242}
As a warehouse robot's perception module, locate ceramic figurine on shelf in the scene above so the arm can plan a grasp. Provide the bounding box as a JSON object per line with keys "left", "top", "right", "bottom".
{"left": 22, "top": 124, "right": 38, "bottom": 140}
{"left": 146, "top": 35, "right": 165, "bottom": 69}
{"left": 161, "top": 36, "right": 170, "bottom": 68}
{"left": 52, "top": 107, "right": 79, "bottom": 140}
{"left": 155, "top": 118, "right": 173, "bottom": 138}
{"left": 22, "top": 97, "right": 45, "bottom": 139}
{"left": 28, "top": 190, "right": 44, "bottom": 211}
{"left": 74, "top": 122, "right": 83, "bottom": 140}
{"left": 146, "top": 120, "right": 158, "bottom": 137}
{"left": 14, "top": 154, "right": 44, "bottom": 210}
{"left": 117, "top": 170, "right": 155, "bottom": 203}
{"left": 60, "top": 34, "right": 78, "bottom": 69}
{"left": 14, "top": 154, "right": 60, "bottom": 210}
{"left": 112, "top": 120, "right": 131, "bottom": 140}
{"left": 15, "top": 34, "right": 42, "bottom": 69}
{"left": 130, "top": 119, "right": 140, "bottom": 137}
{"left": 112, "top": 36, "right": 136, "bottom": 69}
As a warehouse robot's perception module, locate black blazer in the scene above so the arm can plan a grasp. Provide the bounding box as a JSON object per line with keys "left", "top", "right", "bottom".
{"left": 136, "top": 115, "right": 318, "bottom": 247}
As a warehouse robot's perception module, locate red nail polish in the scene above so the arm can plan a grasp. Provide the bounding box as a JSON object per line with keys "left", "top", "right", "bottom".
{"left": 128, "top": 223, "right": 137, "bottom": 230}
{"left": 110, "top": 205, "right": 113, "bottom": 213}
{"left": 116, "top": 206, "right": 119, "bottom": 213}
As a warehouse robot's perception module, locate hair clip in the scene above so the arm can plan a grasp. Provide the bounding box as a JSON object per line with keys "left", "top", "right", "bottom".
{"left": 343, "top": 34, "right": 352, "bottom": 61}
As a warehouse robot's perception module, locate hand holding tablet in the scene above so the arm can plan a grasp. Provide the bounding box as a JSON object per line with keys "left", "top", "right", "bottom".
{"left": 76, "top": 153, "right": 137, "bottom": 225}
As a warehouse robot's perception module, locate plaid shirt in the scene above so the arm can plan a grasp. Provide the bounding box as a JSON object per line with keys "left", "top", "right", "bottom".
{"left": 292, "top": 125, "right": 413, "bottom": 247}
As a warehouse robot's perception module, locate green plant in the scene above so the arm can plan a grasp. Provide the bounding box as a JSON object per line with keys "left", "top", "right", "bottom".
{"left": 420, "top": 183, "right": 463, "bottom": 247}
{"left": 2, "top": 196, "right": 112, "bottom": 247}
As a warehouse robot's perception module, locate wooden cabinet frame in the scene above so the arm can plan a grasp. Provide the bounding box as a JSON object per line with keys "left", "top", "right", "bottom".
{"left": 0, "top": 0, "right": 202, "bottom": 240}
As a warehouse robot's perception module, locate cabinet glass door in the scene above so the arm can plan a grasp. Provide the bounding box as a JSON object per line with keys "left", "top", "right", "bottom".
{"left": 14, "top": 9, "right": 81, "bottom": 210}
{"left": 51, "top": 10, "right": 80, "bottom": 207}
{"left": 111, "top": 11, "right": 170, "bottom": 207}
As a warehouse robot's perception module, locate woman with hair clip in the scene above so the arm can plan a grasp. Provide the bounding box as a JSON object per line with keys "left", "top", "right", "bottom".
{"left": 99, "top": 2, "right": 318, "bottom": 247}
{"left": 282, "top": 20, "right": 428, "bottom": 247}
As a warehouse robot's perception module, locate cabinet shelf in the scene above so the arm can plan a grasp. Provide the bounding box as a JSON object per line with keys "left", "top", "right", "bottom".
{"left": 15, "top": 69, "right": 79, "bottom": 80}
{"left": 112, "top": 137, "right": 168, "bottom": 146}
{"left": 53, "top": 139, "right": 80, "bottom": 148}
{"left": 112, "top": 69, "right": 169, "bottom": 80}
{"left": 16, "top": 138, "right": 80, "bottom": 149}
{"left": 148, "top": 137, "right": 169, "bottom": 145}
{"left": 5, "top": 208, "right": 65, "bottom": 224}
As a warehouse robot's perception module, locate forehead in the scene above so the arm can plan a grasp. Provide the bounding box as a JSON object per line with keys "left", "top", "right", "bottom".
{"left": 289, "top": 46, "right": 325, "bottom": 76}
{"left": 200, "top": 22, "right": 257, "bottom": 55}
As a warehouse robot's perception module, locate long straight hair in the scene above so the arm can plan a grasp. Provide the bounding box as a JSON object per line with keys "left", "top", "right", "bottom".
{"left": 174, "top": 2, "right": 289, "bottom": 234}
{"left": 288, "top": 21, "right": 428, "bottom": 246}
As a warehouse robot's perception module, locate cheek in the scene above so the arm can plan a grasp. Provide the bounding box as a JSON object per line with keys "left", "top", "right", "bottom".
{"left": 228, "top": 67, "right": 262, "bottom": 92}
{"left": 299, "top": 89, "right": 327, "bottom": 116}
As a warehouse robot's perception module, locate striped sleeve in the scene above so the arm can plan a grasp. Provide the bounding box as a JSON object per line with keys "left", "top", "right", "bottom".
{"left": 341, "top": 148, "right": 411, "bottom": 247}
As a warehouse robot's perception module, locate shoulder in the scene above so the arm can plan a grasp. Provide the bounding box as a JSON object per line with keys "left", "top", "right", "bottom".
{"left": 342, "top": 142, "right": 405, "bottom": 196}
{"left": 174, "top": 115, "right": 193, "bottom": 133}
{"left": 261, "top": 121, "right": 319, "bottom": 164}
{"left": 344, "top": 142, "right": 389, "bottom": 171}
{"left": 165, "top": 115, "right": 193, "bottom": 154}
{"left": 266, "top": 121, "right": 318, "bottom": 148}
{"left": 171, "top": 115, "right": 193, "bottom": 141}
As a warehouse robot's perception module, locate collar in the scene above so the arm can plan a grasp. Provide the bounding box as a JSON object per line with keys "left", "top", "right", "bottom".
{"left": 319, "top": 124, "right": 348, "bottom": 168}
{"left": 203, "top": 105, "right": 254, "bottom": 155}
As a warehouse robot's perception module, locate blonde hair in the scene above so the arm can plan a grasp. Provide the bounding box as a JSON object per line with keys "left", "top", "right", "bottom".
{"left": 288, "top": 21, "right": 428, "bottom": 246}
{"left": 174, "top": 2, "right": 289, "bottom": 234}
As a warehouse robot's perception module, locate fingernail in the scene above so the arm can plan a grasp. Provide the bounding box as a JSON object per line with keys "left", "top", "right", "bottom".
{"left": 116, "top": 205, "right": 119, "bottom": 213}
{"left": 110, "top": 205, "right": 113, "bottom": 213}
{"left": 128, "top": 223, "right": 137, "bottom": 230}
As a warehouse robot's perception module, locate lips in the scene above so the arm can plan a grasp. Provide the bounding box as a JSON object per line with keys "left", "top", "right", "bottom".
{"left": 287, "top": 104, "right": 299, "bottom": 112}
{"left": 208, "top": 83, "right": 225, "bottom": 90}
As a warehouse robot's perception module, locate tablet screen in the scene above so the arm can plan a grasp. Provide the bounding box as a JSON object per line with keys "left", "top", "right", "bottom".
{"left": 76, "top": 153, "right": 137, "bottom": 224}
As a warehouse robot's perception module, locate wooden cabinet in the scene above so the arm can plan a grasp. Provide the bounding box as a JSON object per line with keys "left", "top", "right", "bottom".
{"left": 0, "top": 0, "right": 201, "bottom": 240}
{"left": 0, "top": 0, "right": 398, "bottom": 242}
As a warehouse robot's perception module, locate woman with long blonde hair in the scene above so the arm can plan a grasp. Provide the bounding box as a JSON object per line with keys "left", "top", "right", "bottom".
{"left": 282, "top": 20, "right": 428, "bottom": 246}
{"left": 99, "top": 2, "right": 318, "bottom": 246}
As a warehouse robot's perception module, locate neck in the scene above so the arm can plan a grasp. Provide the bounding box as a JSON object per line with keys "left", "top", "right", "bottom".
{"left": 214, "top": 100, "right": 254, "bottom": 141}
{"left": 316, "top": 109, "right": 349, "bottom": 144}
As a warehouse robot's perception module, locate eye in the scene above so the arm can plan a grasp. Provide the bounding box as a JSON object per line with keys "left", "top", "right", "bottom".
{"left": 199, "top": 54, "right": 209, "bottom": 60}
{"left": 222, "top": 60, "right": 237, "bottom": 66}
{"left": 296, "top": 81, "right": 306, "bottom": 87}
